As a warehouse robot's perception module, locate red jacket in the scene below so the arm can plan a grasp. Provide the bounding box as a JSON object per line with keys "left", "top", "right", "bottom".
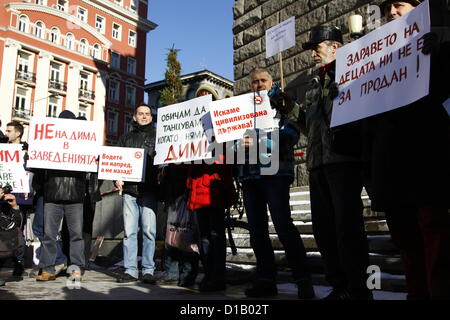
{"left": 186, "top": 164, "right": 236, "bottom": 211}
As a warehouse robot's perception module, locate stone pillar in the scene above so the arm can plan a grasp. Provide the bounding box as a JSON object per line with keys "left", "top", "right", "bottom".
{"left": 33, "top": 51, "right": 53, "bottom": 117}
{"left": 66, "top": 62, "right": 82, "bottom": 113}
{"left": 0, "top": 39, "right": 21, "bottom": 124}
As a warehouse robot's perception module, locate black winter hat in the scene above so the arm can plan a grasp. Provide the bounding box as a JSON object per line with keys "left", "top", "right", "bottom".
{"left": 302, "top": 26, "right": 343, "bottom": 50}
{"left": 380, "top": 0, "right": 421, "bottom": 13}
{"left": 58, "top": 110, "right": 76, "bottom": 119}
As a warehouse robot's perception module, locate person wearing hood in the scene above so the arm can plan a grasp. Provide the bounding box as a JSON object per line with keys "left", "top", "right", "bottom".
{"left": 36, "top": 110, "right": 86, "bottom": 282}
{"left": 115, "top": 103, "right": 158, "bottom": 284}
{"left": 299, "top": 26, "right": 371, "bottom": 300}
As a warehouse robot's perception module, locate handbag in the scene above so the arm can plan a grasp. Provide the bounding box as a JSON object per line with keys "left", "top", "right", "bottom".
{"left": 165, "top": 195, "right": 199, "bottom": 253}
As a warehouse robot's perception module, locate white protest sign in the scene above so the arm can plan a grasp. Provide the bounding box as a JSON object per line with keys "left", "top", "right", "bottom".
{"left": 154, "top": 95, "right": 213, "bottom": 165}
{"left": 266, "top": 16, "right": 296, "bottom": 58}
{"left": 0, "top": 144, "right": 30, "bottom": 193}
{"left": 331, "top": 0, "right": 430, "bottom": 127}
{"left": 98, "top": 146, "right": 145, "bottom": 182}
{"left": 27, "top": 117, "right": 103, "bottom": 172}
{"left": 209, "top": 91, "right": 276, "bottom": 144}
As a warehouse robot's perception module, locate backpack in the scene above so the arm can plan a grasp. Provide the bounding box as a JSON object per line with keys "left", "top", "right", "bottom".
{"left": 0, "top": 209, "right": 22, "bottom": 259}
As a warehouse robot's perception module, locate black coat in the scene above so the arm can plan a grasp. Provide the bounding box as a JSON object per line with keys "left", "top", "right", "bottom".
{"left": 117, "top": 122, "right": 158, "bottom": 197}
{"left": 363, "top": 29, "right": 450, "bottom": 211}
{"left": 43, "top": 169, "right": 86, "bottom": 203}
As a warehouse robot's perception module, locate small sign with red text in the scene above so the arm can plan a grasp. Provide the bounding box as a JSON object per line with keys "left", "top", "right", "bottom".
{"left": 27, "top": 117, "right": 103, "bottom": 172}
{"left": 0, "top": 144, "right": 30, "bottom": 193}
{"left": 98, "top": 146, "right": 146, "bottom": 182}
{"left": 209, "top": 91, "right": 276, "bottom": 143}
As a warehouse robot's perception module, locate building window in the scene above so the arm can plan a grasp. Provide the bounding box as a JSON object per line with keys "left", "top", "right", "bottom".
{"left": 79, "top": 39, "right": 88, "bottom": 55}
{"left": 47, "top": 96, "right": 59, "bottom": 118}
{"left": 111, "top": 52, "right": 120, "bottom": 69}
{"left": 18, "top": 52, "right": 30, "bottom": 74}
{"left": 107, "top": 110, "right": 118, "bottom": 134}
{"left": 124, "top": 114, "right": 133, "bottom": 133}
{"left": 18, "top": 16, "right": 28, "bottom": 33}
{"left": 95, "top": 15, "right": 105, "bottom": 34}
{"left": 127, "top": 57, "right": 136, "bottom": 74}
{"left": 77, "top": 7, "right": 87, "bottom": 22}
{"left": 112, "top": 23, "right": 121, "bottom": 40}
{"left": 128, "top": 30, "right": 136, "bottom": 47}
{"left": 15, "top": 87, "right": 28, "bottom": 113}
{"left": 35, "top": 0, "right": 44, "bottom": 5}
{"left": 125, "top": 86, "right": 136, "bottom": 107}
{"left": 35, "top": 21, "right": 44, "bottom": 38}
{"left": 65, "top": 33, "right": 74, "bottom": 49}
{"left": 56, "top": 0, "right": 67, "bottom": 11}
{"left": 79, "top": 104, "right": 89, "bottom": 119}
{"left": 130, "top": 0, "right": 139, "bottom": 12}
{"left": 108, "top": 80, "right": 120, "bottom": 103}
{"left": 51, "top": 28, "right": 60, "bottom": 44}
{"left": 50, "top": 62, "right": 61, "bottom": 82}
{"left": 92, "top": 44, "right": 101, "bottom": 59}
{"left": 80, "top": 72, "right": 89, "bottom": 91}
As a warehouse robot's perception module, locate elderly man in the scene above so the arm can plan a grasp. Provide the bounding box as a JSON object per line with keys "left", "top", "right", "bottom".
{"left": 300, "top": 26, "right": 371, "bottom": 300}
{"left": 364, "top": 0, "right": 450, "bottom": 300}
{"left": 236, "top": 68, "right": 314, "bottom": 299}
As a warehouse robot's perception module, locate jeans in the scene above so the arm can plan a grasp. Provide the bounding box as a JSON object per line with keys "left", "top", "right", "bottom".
{"left": 32, "top": 195, "right": 67, "bottom": 267}
{"left": 163, "top": 244, "right": 198, "bottom": 282}
{"left": 309, "top": 163, "right": 369, "bottom": 295}
{"left": 122, "top": 193, "right": 157, "bottom": 278}
{"left": 242, "top": 176, "right": 311, "bottom": 283}
{"left": 39, "top": 202, "right": 84, "bottom": 273}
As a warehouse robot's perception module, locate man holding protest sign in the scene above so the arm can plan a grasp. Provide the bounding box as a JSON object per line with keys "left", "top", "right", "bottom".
{"left": 115, "top": 103, "right": 158, "bottom": 284}
{"left": 36, "top": 110, "right": 87, "bottom": 282}
{"left": 300, "top": 26, "right": 371, "bottom": 300}
{"left": 363, "top": 0, "right": 450, "bottom": 299}
{"left": 237, "top": 68, "right": 314, "bottom": 299}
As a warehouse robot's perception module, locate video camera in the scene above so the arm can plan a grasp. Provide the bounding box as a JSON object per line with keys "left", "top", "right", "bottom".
{"left": 0, "top": 183, "right": 13, "bottom": 195}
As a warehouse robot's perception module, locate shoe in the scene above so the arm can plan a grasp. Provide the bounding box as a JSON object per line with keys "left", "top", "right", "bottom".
{"left": 12, "top": 261, "right": 27, "bottom": 277}
{"left": 245, "top": 280, "right": 278, "bottom": 298}
{"left": 0, "top": 279, "right": 5, "bottom": 286}
{"left": 141, "top": 274, "right": 156, "bottom": 284}
{"left": 297, "top": 280, "right": 316, "bottom": 300}
{"left": 69, "top": 270, "right": 83, "bottom": 282}
{"left": 322, "top": 288, "right": 351, "bottom": 300}
{"left": 116, "top": 273, "right": 138, "bottom": 283}
{"left": 54, "top": 264, "right": 67, "bottom": 276}
{"left": 156, "top": 277, "right": 179, "bottom": 285}
{"left": 29, "top": 268, "right": 41, "bottom": 278}
{"left": 179, "top": 279, "right": 196, "bottom": 288}
{"left": 198, "top": 281, "right": 226, "bottom": 292}
{"left": 36, "top": 272, "right": 56, "bottom": 281}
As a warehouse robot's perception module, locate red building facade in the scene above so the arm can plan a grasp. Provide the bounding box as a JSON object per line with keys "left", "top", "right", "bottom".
{"left": 0, "top": 0, "right": 156, "bottom": 144}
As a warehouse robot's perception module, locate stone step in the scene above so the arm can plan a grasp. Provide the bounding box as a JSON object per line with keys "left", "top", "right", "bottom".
{"left": 227, "top": 233, "right": 398, "bottom": 254}
{"left": 266, "top": 220, "right": 390, "bottom": 234}
{"left": 226, "top": 249, "right": 404, "bottom": 275}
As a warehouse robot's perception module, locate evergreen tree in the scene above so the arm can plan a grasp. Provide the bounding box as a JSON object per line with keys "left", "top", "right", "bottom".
{"left": 159, "top": 46, "right": 183, "bottom": 106}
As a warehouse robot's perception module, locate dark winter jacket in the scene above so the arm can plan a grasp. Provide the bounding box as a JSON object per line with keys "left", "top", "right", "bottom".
{"left": 299, "top": 62, "right": 361, "bottom": 171}
{"left": 43, "top": 169, "right": 86, "bottom": 203}
{"left": 363, "top": 27, "right": 450, "bottom": 211}
{"left": 117, "top": 122, "right": 158, "bottom": 197}
{"left": 235, "top": 94, "right": 300, "bottom": 181}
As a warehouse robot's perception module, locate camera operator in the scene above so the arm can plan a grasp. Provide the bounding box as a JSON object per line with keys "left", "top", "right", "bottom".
{"left": 0, "top": 184, "right": 23, "bottom": 287}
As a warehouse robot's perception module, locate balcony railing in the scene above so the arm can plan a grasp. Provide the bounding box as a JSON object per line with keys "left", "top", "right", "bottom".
{"left": 16, "top": 70, "right": 36, "bottom": 84}
{"left": 49, "top": 79, "right": 67, "bottom": 92}
{"left": 79, "top": 89, "right": 95, "bottom": 100}
{"left": 12, "top": 108, "right": 32, "bottom": 121}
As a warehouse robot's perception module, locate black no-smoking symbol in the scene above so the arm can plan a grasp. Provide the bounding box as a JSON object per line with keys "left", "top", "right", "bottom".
{"left": 254, "top": 96, "right": 263, "bottom": 105}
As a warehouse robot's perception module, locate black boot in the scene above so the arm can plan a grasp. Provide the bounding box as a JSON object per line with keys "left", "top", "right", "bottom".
{"left": 245, "top": 280, "right": 278, "bottom": 298}
{"left": 297, "top": 279, "right": 316, "bottom": 300}
{"left": 13, "top": 260, "right": 26, "bottom": 277}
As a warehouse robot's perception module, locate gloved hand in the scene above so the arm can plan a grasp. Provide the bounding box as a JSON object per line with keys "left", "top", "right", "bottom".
{"left": 422, "top": 31, "right": 439, "bottom": 55}
{"left": 329, "top": 82, "right": 339, "bottom": 100}
{"left": 271, "top": 91, "right": 294, "bottom": 114}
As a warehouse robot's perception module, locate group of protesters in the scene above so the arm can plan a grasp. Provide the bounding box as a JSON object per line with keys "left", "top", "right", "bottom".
{"left": 0, "top": 0, "right": 449, "bottom": 300}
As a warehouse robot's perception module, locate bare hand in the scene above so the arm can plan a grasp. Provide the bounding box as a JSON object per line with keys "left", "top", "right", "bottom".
{"left": 115, "top": 180, "right": 124, "bottom": 193}
{"left": 3, "top": 194, "right": 19, "bottom": 210}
